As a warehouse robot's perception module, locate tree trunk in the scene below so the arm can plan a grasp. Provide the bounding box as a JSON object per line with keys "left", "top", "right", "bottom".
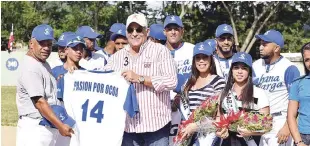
{"left": 245, "top": 3, "right": 280, "bottom": 53}
{"left": 179, "top": 2, "right": 186, "bottom": 19}
{"left": 129, "top": 1, "right": 133, "bottom": 13}
{"left": 222, "top": 1, "right": 240, "bottom": 51}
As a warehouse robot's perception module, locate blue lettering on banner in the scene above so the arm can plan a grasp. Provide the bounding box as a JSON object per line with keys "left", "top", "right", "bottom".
{"left": 73, "top": 81, "right": 119, "bottom": 97}
{"left": 257, "top": 75, "right": 283, "bottom": 92}
{"left": 6, "top": 58, "right": 19, "bottom": 71}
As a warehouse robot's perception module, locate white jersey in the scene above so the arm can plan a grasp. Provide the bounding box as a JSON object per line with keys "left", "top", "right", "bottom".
{"left": 253, "top": 57, "right": 300, "bottom": 114}
{"left": 79, "top": 52, "right": 108, "bottom": 70}
{"left": 213, "top": 54, "right": 233, "bottom": 81}
{"left": 63, "top": 70, "right": 138, "bottom": 146}
{"left": 95, "top": 49, "right": 110, "bottom": 62}
{"left": 49, "top": 58, "right": 64, "bottom": 69}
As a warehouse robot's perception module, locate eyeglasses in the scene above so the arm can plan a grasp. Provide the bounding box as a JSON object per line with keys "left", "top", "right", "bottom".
{"left": 127, "top": 27, "right": 144, "bottom": 33}
{"left": 218, "top": 36, "right": 233, "bottom": 41}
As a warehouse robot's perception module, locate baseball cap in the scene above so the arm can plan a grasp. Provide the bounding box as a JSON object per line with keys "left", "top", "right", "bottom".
{"left": 31, "top": 24, "right": 55, "bottom": 41}
{"left": 255, "top": 29, "right": 284, "bottom": 48}
{"left": 126, "top": 13, "right": 148, "bottom": 29}
{"left": 231, "top": 52, "right": 253, "bottom": 67}
{"left": 110, "top": 26, "right": 126, "bottom": 41}
{"left": 193, "top": 42, "right": 214, "bottom": 57}
{"left": 56, "top": 32, "right": 75, "bottom": 47}
{"left": 76, "top": 26, "right": 102, "bottom": 39}
{"left": 110, "top": 23, "right": 126, "bottom": 33}
{"left": 215, "top": 24, "right": 234, "bottom": 38}
{"left": 149, "top": 24, "right": 166, "bottom": 41}
{"left": 164, "top": 15, "right": 184, "bottom": 28}
{"left": 66, "top": 34, "right": 86, "bottom": 48}
{"left": 204, "top": 39, "right": 217, "bottom": 53}
{"left": 39, "top": 105, "right": 75, "bottom": 128}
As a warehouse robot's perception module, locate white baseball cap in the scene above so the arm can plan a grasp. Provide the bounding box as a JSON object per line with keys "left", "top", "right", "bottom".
{"left": 126, "top": 13, "right": 148, "bottom": 29}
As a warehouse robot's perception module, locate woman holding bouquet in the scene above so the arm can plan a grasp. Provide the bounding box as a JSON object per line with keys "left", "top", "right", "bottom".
{"left": 216, "top": 52, "right": 270, "bottom": 146}
{"left": 179, "top": 42, "right": 226, "bottom": 145}
{"left": 288, "top": 42, "right": 310, "bottom": 146}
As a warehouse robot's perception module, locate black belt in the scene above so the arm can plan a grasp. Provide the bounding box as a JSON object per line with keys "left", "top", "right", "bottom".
{"left": 271, "top": 111, "right": 285, "bottom": 117}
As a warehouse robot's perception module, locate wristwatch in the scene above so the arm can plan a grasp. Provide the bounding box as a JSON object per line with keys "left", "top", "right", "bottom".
{"left": 138, "top": 76, "right": 145, "bottom": 84}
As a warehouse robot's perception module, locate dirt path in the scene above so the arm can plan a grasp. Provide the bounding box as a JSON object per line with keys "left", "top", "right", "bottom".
{"left": 2, "top": 126, "right": 16, "bottom": 146}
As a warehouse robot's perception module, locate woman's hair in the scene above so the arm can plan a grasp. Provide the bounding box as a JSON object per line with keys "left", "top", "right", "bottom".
{"left": 219, "top": 62, "right": 254, "bottom": 114}
{"left": 182, "top": 55, "right": 217, "bottom": 102}
{"left": 301, "top": 42, "right": 310, "bottom": 75}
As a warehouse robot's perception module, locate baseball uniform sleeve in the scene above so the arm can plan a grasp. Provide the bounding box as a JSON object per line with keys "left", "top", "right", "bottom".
{"left": 20, "top": 70, "right": 45, "bottom": 98}
{"left": 284, "top": 65, "right": 300, "bottom": 90}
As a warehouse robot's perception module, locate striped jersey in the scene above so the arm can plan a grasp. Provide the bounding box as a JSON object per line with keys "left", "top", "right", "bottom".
{"left": 103, "top": 40, "right": 177, "bottom": 133}
{"left": 63, "top": 70, "right": 138, "bottom": 146}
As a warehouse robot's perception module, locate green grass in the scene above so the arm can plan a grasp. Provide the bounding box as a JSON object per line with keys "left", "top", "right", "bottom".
{"left": 1, "top": 86, "right": 18, "bottom": 126}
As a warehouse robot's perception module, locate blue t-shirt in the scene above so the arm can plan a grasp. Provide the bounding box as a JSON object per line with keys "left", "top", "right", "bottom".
{"left": 289, "top": 74, "right": 310, "bottom": 134}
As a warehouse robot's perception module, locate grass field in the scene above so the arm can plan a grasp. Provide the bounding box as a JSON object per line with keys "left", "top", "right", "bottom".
{"left": 1, "top": 86, "right": 18, "bottom": 126}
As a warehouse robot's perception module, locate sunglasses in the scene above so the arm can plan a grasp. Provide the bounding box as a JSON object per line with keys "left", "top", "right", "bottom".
{"left": 115, "top": 42, "right": 128, "bottom": 45}
{"left": 127, "top": 27, "right": 144, "bottom": 33}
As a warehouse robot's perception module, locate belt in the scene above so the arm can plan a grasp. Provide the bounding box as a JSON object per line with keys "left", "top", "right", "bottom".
{"left": 271, "top": 111, "right": 286, "bottom": 117}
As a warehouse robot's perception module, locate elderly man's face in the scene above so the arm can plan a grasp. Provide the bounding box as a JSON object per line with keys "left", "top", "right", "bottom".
{"left": 126, "top": 22, "right": 147, "bottom": 49}
{"left": 29, "top": 38, "right": 53, "bottom": 62}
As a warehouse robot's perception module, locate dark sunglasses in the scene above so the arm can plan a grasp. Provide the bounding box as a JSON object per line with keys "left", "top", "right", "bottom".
{"left": 115, "top": 42, "right": 128, "bottom": 45}
{"left": 127, "top": 27, "right": 144, "bottom": 33}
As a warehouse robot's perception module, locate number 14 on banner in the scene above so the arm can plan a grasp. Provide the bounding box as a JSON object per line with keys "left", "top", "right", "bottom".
{"left": 81, "top": 99, "right": 104, "bottom": 123}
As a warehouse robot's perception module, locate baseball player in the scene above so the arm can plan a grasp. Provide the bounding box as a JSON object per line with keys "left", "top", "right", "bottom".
{"left": 110, "top": 25, "right": 128, "bottom": 51}
{"left": 163, "top": 15, "right": 195, "bottom": 146}
{"left": 76, "top": 26, "right": 107, "bottom": 70}
{"left": 148, "top": 24, "right": 166, "bottom": 45}
{"left": 213, "top": 24, "right": 236, "bottom": 81}
{"left": 252, "top": 29, "right": 300, "bottom": 146}
{"left": 16, "top": 24, "right": 73, "bottom": 146}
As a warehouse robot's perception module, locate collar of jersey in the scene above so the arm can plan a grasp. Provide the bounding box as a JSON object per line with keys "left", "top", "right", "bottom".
{"left": 166, "top": 42, "right": 184, "bottom": 51}
{"left": 215, "top": 53, "right": 233, "bottom": 61}
{"left": 101, "top": 49, "right": 111, "bottom": 57}
{"left": 264, "top": 55, "right": 283, "bottom": 65}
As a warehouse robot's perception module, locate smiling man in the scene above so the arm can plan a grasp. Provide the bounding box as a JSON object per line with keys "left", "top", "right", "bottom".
{"left": 104, "top": 13, "right": 177, "bottom": 146}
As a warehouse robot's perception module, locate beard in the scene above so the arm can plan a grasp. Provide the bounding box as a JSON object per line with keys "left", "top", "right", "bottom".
{"left": 218, "top": 46, "right": 232, "bottom": 55}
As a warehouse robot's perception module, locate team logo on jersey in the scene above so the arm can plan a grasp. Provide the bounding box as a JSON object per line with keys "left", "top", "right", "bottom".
{"left": 257, "top": 74, "right": 283, "bottom": 92}
{"left": 59, "top": 34, "right": 65, "bottom": 41}
{"left": 44, "top": 28, "right": 50, "bottom": 35}
{"left": 177, "top": 59, "right": 191, "bottom": 74}
{"left": 170, "top": 16, "right": 176, "bottom": 21}
{"left": 239, "top": 54, "right": 245, "bottom": 60}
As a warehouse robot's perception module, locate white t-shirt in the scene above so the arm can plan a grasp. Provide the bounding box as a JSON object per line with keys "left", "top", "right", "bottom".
{"left": 63, "top": 70, "right": 138, "bottom": 146}
{"left": 79, "top": 52, "right": 107, "bottom": 71}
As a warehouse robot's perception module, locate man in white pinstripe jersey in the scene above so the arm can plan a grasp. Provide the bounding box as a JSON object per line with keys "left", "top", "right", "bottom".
{"left": 104, "top": 13, "right": 177, "bottom": 146}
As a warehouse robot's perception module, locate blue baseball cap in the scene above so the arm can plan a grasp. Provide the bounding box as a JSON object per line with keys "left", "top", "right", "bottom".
{"left": 215, "top": 24, "right": 234, "bottom": 38}
{"left": 56, "top": 32, "right": 75, "bottom": 47}
{"left": 66, "top": 34, "right": 86, "bottom": 48}
{"left": 76, "top": 26, "right": 102, "bottom": 39}
{"left": 193, "top": 42, "right": 214, "bottom": 57}
{"left": 204, "top": 39, "right": 217, "bottom": 53}
{"left": 31, "top": 24, "right": 55, "bottom": 41}
{"left": 149, "top": 24, "right": 166, "bottom": 41}
{"left": 110, "top": 23, "right": 126, "bottom": 33}
{"left": 110, "top": 26, "right": 127, "bottom": 41}
{"left": 164, "top": 15, "right": 184, "bottom": 28}
{"left": 39, "top": 105, "right": 75, "bottom": 128}
{"left": 232, "top": 52, "right": 253, "bottom": 67}
{"left": 255, "top": 29, "right": 284, "bottom": 48}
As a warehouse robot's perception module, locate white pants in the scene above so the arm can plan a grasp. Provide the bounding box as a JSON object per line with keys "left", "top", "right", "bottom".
{"left": 16, "top": 117, "right": 59, "bottom": 146}
{"left": 194, "top": 132, "right": 217, "bottom": 146}
{"left": 259, "top": 114, "right": 293, "bottom": 146}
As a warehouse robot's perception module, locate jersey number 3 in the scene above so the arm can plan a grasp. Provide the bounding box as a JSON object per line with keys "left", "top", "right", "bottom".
{"left": 81, "top": 99, "right": 104, "bottom": 123}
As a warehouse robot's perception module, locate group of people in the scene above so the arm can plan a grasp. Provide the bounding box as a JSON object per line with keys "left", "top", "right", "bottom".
{"left": 14, "top": 12, "right": 310, "bottom": 146}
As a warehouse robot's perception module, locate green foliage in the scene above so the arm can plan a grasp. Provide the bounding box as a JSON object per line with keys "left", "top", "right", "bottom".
{"left": 1, "top": 1, "right": 309, "bottom": 52}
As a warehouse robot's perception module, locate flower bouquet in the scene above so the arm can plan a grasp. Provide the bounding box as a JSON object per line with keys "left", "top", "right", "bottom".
{"left": 213, "top": 110, "right": 245, "bottom": 132}
{"left": 173, "top": 95, "right": 220, "bottom": 146}
{"left": 241, "top": 112, "right": 273, "bottom": 133}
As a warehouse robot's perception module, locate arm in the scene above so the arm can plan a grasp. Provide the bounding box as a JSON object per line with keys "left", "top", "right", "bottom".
{"left": 288, "top": 100, "right": 304, "bottom": 144}
{"left": 150, "top": 47, "right": 177, "bottom": 92}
